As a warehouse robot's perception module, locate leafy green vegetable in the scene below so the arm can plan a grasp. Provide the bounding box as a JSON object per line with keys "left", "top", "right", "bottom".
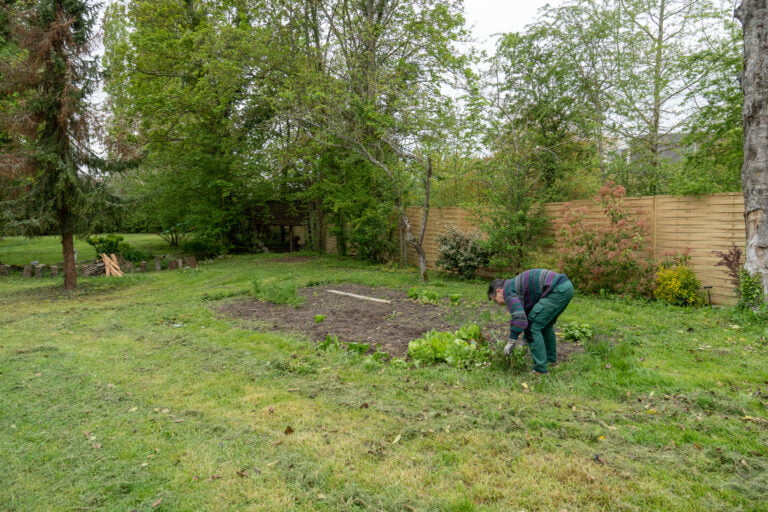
{"left": 408, "top": 325, "right": 490, "bottom": 368}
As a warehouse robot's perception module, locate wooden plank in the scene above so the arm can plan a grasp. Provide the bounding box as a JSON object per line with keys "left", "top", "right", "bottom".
{"left": 326, "top": 290, "right": 392, "bottom": 303}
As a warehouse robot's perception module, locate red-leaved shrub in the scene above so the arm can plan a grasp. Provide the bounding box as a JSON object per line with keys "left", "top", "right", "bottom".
{"left": 556, "top": 183, "right": 655, "bottom": 296}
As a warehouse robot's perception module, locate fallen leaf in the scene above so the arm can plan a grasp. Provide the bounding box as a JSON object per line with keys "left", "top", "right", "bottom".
{"left": 605, "top": 364, "right": 612, "bottom": 369}
{"left": 284, "top": 426, "right": 294, "bottom": 435}
{"left": 128, "top": 407, "right": 138, "bottom": 413}
{"left": 92, "top": 443, "right": 101, "bottom": 449}
{"left": 271, "top": 440, "right": 283, "bottom": 446}
{"left": 209, "top": 475, "right": 221, "bottom": 481}
{"left": 236, "top": 469, "right": 248, "bottom": 478}
{"left": 521, "top": 382, "right": 529, "bottom": 389}
{"left": 392, "top": 434, "right": 402, "bottom": 445}
{"left": 359, "top": 402, "right": 369, "bottom": 409}
{"left": 152, "top": 498, "right": 162, "bottom": 508}
{"left": 593, "top": 454, "right": 608, "bottom": 464}
{"left": 598, "top": 435, "right": 606, "bottom": 441}
{"left": 692, "top": 443, "right": 702, "bottom": 450}
{"left": 268, "top": 406, "right": 275, "bottom": 414}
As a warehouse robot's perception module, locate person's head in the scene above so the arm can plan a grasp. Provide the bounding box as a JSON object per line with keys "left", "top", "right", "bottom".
{"left": 487, "top": 278, "right": 505, "bottom": 305}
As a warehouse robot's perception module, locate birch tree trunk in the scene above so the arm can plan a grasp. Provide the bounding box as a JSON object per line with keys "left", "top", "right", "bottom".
{"left": 736, "top": 0, "right": 768, "bottom": 300}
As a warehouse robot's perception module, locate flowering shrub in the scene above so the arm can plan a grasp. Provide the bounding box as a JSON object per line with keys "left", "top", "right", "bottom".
{"left": 556, "top": 183, "right": 654, "bottom": 296}
{"left": 435, "top": 225, "right": 490, "bottom": 280}
{"left": 654, "top": 265, "right": 704, "bottom": 306}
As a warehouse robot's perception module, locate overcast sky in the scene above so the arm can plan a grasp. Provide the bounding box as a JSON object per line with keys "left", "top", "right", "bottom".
{"left": 463, "top": 0, "right": 568, "bottom": 53}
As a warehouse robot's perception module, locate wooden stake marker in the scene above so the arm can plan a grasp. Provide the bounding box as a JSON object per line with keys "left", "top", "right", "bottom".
{"left": 326, "top": 290, "right": 391, "bottom": 303}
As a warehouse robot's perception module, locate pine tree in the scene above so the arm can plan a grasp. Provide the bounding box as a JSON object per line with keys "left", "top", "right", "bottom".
{"left": 1, "top": 0, "right": 120, "bottom": 289}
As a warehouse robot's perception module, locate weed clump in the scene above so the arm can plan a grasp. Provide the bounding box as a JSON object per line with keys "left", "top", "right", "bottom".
{"left": 252, "top": 278, "right": 304, "bottom": 306}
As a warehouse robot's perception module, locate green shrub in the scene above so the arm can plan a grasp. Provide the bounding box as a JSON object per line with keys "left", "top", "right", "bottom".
{"left": 347, "top": 205, "right": 396, "bottom": 263}
{"left": 85, "top": 234, "right": 148, "bottom": 263}
{"left": 435, "top": 226, "right": 490, "bottom": 280}
{"left": 117, "top": 242, "right": 148, "bottom": 263}
{"left": 654, "top": 265, "right": 704, "bottom": 306}
{"left": 182, "top": 231, "right": 228, "bottom": 259}
{"left": 738, "top": 269, "right": 764, "bottom": 310}
{"left": 85, "top": 234, "right": 124, "bottom": 258}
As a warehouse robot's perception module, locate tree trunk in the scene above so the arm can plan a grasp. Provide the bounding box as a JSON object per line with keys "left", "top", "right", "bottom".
{"left": 61, "top": 231, "right": 77, "bottom": 290}
{"left": 736, "top": 0, "right": 768, "bottom": 300}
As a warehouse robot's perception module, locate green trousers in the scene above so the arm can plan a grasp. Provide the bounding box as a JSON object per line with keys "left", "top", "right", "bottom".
{"left": 523, "top": 279, "right": 574, "bottom": 373}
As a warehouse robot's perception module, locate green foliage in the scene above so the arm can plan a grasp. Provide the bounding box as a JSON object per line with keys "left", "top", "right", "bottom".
{"left": 738, "top": 270, "right": 764, "bottom": 310}
{"left": 252, "top": 278, "right": 303, "bottom": 306}
{"left": 435, "top": 226, "right": 490, "bottom": 280}
{"left": 117, "top": 243, "right": 149, "bottom": 264}
{"left": 407, "top": 324, "right": 489, "bottom": 368}
{"left": 561, "top": 323, "right": 595, "bottom": 342}
{"left": 408, "top": 330, "right": 452, "bottom": 365}
{"left": 85, "top": 234, "right": 148, "bottom": 263}
{"left": 654, "top": 265, "right": 704, "bottom": 307}
{"left": 346, "top": 202, "right": 396, "bottom": 263}
{"left": 85, "top": 234, "right": 124, "bottom": 257}
{"left": 407, "top": 287, "right": 441, "bottom": 304}
{"left": 182, "top": 231, "right": 229, "bottom": 259}
{"left": 313, "top": 314, "right": 326, "bottom": 324}
{"left": 103, "top": 0, "right": 276, "bottom": 256}
{"left": 318, "top": 334, "right": 341, "bottom": 351}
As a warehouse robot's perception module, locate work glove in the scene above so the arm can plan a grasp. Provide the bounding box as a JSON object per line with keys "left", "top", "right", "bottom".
{"left": 503, "top": 339, "right": 517, "bottom": 356}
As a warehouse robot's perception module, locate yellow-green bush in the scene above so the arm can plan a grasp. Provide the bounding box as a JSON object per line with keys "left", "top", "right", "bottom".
{"left": 654, "top": 265, "right": 704, "bottom": 306}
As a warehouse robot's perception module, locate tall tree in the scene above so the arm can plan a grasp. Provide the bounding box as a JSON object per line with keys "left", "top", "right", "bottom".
{"left": 284, "top": 0, "right": 472, "bottom": 281}
{"left": 1, "top": 0, "right": 118, "bottom": 289}
{"left": 670, "top": 14, "right": 743, "bottom": 195}
{"left": 612, "top": 0, "right": 726, "bottom": 195}
{"left": 103, "top": 0, "right": 277, "bottom": 255}
{"left": 735, "top": 0, "right": 768, "bottom": 300}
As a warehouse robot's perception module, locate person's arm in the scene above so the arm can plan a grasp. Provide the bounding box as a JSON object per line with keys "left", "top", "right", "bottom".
{"left": 506, "top": 294, "right": 528, "bottom": 339}
{"left": 503, "top": 294, "right": 528, "bottom": 355}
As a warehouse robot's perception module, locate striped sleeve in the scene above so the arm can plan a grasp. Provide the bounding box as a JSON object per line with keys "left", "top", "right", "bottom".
{"left": 506, "top": 293, "right": 528, "bottom": 339}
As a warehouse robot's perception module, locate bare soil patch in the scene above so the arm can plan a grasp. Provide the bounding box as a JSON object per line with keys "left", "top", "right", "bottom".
{"left": 217, "top": 283, "right": 583, "bottom": 361}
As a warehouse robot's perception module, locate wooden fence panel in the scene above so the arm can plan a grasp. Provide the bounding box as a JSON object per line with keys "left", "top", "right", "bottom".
{"left": 396, "top": 192, "right": 745, "bottom": 305}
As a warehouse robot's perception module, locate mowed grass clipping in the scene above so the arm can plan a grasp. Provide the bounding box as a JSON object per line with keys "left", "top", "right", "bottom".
{"left": 1, "top": 253, "right": 767, "bottom": 511}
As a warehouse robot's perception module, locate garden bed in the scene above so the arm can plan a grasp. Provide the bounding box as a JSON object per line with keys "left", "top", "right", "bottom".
{"left": 218, "top": 283, "right": 584, "bottom": 360}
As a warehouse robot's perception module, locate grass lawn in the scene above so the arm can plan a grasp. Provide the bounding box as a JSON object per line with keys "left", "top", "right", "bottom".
{"left": 1, "top": 254, "right": 767, "bottom": 511}
{"left": 0, "top": 234, "right": 176, "bottom": 267}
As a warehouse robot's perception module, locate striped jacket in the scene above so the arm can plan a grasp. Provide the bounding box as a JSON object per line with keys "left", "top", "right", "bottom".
{"left": 503, "top": 269, "right": 568, "bottom": 338}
